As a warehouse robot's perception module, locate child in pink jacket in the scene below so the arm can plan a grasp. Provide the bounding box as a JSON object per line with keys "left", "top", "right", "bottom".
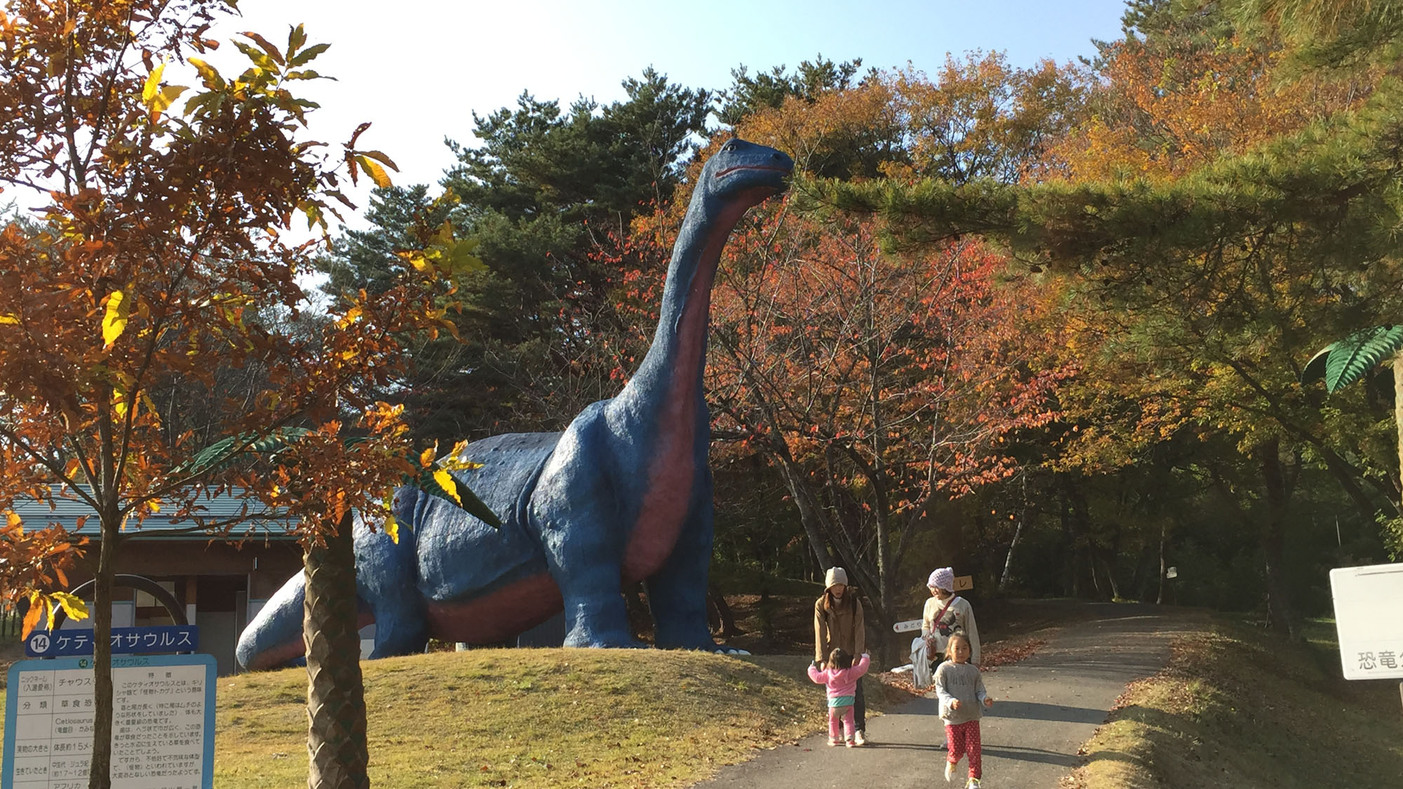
{"left": 808, "top": 647, "right": 871, "bottom": 747}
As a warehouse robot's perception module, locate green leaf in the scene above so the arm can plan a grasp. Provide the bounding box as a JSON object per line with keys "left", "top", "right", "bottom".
{"left": 418, "top": 467, "right": 501, "bottom": 528}
{"left": 1320, "top": 325, "right": 1403, "bottom": 393}
{"left": 288, "top": 42, "right": 331, "bottom": 68}
{"left": 234, "top": 40, "right": 279, "bottom": 74}
{"left": 288, "top": 24, "right": 307, "bottom": 57}
{"left": 179, "top": 427, "right": 313, "bottom": 476}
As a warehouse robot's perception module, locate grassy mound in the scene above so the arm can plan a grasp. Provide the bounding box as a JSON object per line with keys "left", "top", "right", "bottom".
{"left": 1071, "top": 618, "right": 1403, "bottom": 788}
{"left": 216, "top": 649, "right": 829, "bottom": 788}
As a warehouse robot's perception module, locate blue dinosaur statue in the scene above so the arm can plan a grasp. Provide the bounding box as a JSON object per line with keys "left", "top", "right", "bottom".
{"left": 237, "top": 139, "right": 793, "bottom": 669}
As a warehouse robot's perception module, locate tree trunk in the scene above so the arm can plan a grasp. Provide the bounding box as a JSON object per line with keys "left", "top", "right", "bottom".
{"left": 999, "top": 516, "right": 1023, "bottom": 592}
{"left": 1394, "top": 354, "right": 1403, "bottom": 506}
{"left": 1156, "top": 521, "right": 1167, "bottom": 605}
{"left": 304, "top": 512, "right": 370, "bottom": 789}
{"left": 1257, "top": 439, "right": 1298, "bottom": 639}
{"left": 87, "top": 516, "right": 119, "bottom": 789}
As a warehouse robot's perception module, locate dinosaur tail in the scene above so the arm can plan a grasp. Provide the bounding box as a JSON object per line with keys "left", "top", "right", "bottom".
{"left": 236, "top": 570, "right": 310, "bottom": 671}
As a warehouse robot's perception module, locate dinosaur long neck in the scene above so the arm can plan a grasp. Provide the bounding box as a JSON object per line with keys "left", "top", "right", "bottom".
{"left": 615, "top": 190, "right": 744, "bottom": 423}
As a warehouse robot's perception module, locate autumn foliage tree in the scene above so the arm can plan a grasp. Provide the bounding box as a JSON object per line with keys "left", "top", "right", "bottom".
{"left": 0, "top": 2, "right": 469, "bottom": 786}
{"left": 830, "top": 0, "right": 1403, "bottom": 630}
{"left": 613, "top": 60, "right": 1077, "bottom": 652}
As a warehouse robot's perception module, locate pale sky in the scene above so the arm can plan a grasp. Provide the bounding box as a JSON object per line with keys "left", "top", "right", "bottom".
{"left": 211, "top": 0, "right": 1130, "bottom": 225}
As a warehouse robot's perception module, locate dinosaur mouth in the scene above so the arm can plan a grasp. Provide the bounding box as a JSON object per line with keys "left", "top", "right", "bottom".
{"left": 713, "top": 164, "right": 791, "bottom": 178}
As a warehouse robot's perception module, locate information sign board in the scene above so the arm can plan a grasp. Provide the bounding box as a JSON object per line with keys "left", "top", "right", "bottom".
{"left": 24, "top": 626, "right": 198, "bottom": 658}
{"left": 1329, "top": 563, "right": 1403, "bottom": 681}
{"left": 2, "top": 653, "right": 216, "bottom": 789}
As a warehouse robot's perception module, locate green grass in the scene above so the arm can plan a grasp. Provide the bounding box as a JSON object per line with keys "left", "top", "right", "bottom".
{"left": 216, "top": 649, "right": 831, "bottom": 788}
{"left": 1071, "top": 616, "right": 1403, "bottom": 788}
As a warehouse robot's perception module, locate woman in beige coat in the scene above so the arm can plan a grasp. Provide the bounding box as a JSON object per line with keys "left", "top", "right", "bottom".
{"left": 813, "top": 566, "right": 868, "bottom": 745}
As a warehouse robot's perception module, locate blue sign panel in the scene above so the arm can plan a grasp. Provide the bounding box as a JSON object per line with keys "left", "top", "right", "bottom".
{"left": 24, "top": 626, "right": 199, "bottom": 658}
{"left": 3, "top": 654, "right": 217, "bottom": 789}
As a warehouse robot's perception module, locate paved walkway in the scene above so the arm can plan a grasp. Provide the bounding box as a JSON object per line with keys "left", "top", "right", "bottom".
{"left": 693, "top": 603, "right": 1199, "bottom": 789}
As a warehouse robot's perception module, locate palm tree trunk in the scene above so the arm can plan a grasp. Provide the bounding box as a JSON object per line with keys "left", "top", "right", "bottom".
{"left": 304, "top": 511, "right": 370, "bottom": 789}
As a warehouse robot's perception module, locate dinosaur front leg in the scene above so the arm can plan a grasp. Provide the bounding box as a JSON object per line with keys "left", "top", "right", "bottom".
{"left": 648, "top": 500, "right": 742, "bottom": 653}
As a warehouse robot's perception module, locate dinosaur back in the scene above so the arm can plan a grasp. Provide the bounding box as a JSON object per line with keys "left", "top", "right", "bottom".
{"left": 412, "top": 431, "right": 561, "bottom": 602}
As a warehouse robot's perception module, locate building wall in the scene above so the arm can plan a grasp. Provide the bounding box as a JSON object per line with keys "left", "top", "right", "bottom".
{"left": 62, "top": 540, "right": 303, "bottom": 674}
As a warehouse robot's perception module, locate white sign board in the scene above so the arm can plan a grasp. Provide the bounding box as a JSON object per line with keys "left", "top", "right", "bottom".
{"left": 3, "top": 653, "right": 216, "bottom": 789}
{"left": 892, "top": 619, "right": 923, "bottom": 633}
{"left": 1329, "top": 563, "right": 1403, "bottom": 681}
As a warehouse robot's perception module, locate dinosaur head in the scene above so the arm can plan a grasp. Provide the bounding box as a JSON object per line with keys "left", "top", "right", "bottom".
{"left": 700, "top": 138, "right": 793, "bottom": 210}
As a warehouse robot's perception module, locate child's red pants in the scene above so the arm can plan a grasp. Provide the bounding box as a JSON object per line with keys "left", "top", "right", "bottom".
{"left": 945, "top": 720, "right": 982, "bottom": 778}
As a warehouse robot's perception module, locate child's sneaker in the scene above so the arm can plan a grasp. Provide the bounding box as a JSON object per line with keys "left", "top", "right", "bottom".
{"left": 944, "top": 759, "right": 957, "bottom": 783}
{"left": 853, "top": 730, "right": 866, "bottom": 746}
{"left": 845, "top": 739, "right": 855, "bottom": 747}
{"left": 827, "top": 738, "right": 839, "bottom": 747}
{"left": 965, "top": 779, "right": 981, "bottom": 788}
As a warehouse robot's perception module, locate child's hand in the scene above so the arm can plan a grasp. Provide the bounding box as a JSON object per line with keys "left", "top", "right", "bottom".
{"left": 949, "top": 699, "right": 961, "bottom": 711}
{"left": 983, "top": 697, "right": 994, "bottom": 708}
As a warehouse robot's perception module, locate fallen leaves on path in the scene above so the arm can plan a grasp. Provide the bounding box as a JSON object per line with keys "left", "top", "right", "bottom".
{"left": 981, "top": 637, "right": 1047, "bottom": 669}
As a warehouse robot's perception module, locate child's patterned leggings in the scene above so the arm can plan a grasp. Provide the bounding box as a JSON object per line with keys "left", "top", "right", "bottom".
{"left": 945, "top": 720, "right": 982, "bottom": 778}
{"left": 828, "top": 705, "right": 855, "bottom": 741}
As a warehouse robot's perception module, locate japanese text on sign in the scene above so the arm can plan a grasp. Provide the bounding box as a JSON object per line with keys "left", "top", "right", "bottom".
{"left": 25, "top": 626, "right": 198, "bottom": 658}
{"left": 2, "top": 654, "right": 216, "bottom": 789}
{"left": 1329, "top": 563, "right": 1403, "bottom": 681}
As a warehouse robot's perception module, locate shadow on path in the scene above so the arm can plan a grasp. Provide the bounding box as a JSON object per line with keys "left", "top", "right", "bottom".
{"left": 989, "top": 700, "right": 1109, "bottom": 725}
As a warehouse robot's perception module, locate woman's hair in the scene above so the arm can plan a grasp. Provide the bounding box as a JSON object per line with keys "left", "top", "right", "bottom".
{"left": 822, "top": 585, "right": 858, "bottom": 612}
{"left": 828, "top": 647, "right": 852, "bottom": 670}
{"left": 945, "top": 632, "right": 971, "bottom": 661}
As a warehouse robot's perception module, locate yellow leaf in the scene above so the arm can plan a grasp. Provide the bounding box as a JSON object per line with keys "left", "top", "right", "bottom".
{"left": 21, "top": 596, "right": 43, "bottom": 638}
{"left": 141, "top": 64, "right": 186, "bottom": 120}
{"left": 384, "top": 513, "right": 399, "bottom": 544}
{"left": 335, "top": 305, "right": 363, "bottom": 329}
{"left": 51, "top": 592, "right": 88, "bottom": 623}
{"left": 141, "top": 62, "right": 167, "bottom": 106}
{"left": 112, "top": 382, "right": 128, "bottom": 418}
{"left": 0, "top": 314, "right": 18, "bottom": 324}
{"left": 146, "top": 500, "right": 161, "bottom": 513}
{"left": 432, "top": 469, "right": 462, "bottom": 506}
{"left": 188, "top": 57, "right": 224, "bottom": 88}
{"left": 357, "top": 156, "right": 393, "bottom": 188}
{"left": 102, "top": 290, "right": 129, "bottom": 348}
{"left": 419, "top": 446, "right": 436, "bottom": 467}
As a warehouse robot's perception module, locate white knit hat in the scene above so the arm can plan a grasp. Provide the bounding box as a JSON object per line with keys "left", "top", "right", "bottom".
{"left": 928, "top": 567, "right": 954, "bottom": 591}
{"left": 824, "top": 567, "right": 849, "bottom": 590}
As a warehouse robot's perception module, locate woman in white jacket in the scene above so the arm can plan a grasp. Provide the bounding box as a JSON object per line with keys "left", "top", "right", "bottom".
{"left": 922, "top": 567, "right": 981, "bottom": 667}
